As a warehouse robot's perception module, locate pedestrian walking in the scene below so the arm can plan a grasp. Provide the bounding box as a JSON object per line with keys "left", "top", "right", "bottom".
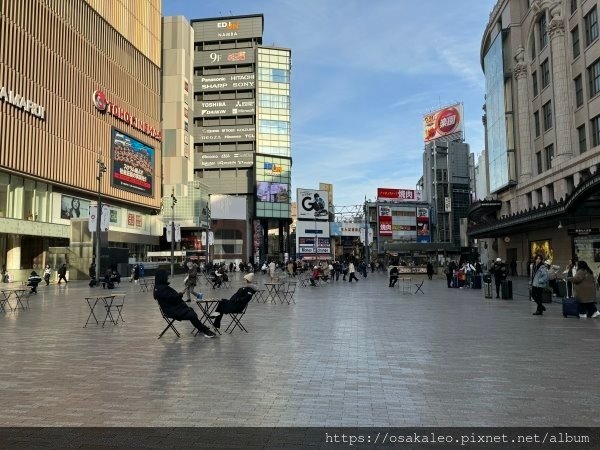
{"left": 348, "top": 261, "right": 359, "bottom": 283}
{"left": 566, "top": 260, "right": 600, "bottom": 318}
{"left": 183, "top": 261, "right": 201, "bottom": 302}
{"left": 57, "top": 263, "right": 68, "bottom": 284}
{"left": 490, "top": 258, "right": 507, "bottom": 298}
{"left": 426, "top": 261, "right": 434, "bottom": 280}
{"left": 43, "top": 264, "right": 52, "bottom": 286}
{"left": 530, "top": 255, "right": 549, "bottom": 316}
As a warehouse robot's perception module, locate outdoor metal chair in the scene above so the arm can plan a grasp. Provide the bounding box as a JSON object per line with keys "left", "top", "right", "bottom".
{"left": 280, "top": 282, "right": 297, "bottom": 304}
{"left": 223, "top": 302, "right": 249, "bottom": 334}
{"left": 414, "top": 280, "right": 425, "bottom": 295}
{"left": 155, "top": 300, "right": 180, "bottom": 339}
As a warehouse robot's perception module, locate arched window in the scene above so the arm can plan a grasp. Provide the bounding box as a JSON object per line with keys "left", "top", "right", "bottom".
{"left": 538, "top": 12, "right": 548, "bottom": 50}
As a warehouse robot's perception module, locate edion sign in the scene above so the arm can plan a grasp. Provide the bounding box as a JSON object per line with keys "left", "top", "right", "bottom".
{"left": 93, "top": 90, "right": 161, "bottom": 142}
{"left": 423, "top": 103, "right": 463, "bottom": 142}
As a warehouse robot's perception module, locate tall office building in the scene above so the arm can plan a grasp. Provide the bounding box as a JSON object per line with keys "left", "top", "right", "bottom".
{"left": 191, "top": 15, "right": 292, "bottom": 264}
{"left": 0, "top": 0, "right": 162, "bottom": 280}
{"left": 471, "top": 0, "right": 600, "bottom": 272}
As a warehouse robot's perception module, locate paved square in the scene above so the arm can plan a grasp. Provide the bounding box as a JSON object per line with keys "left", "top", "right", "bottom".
{"left": 1, "top": 272, "right": 599, "bottom": 426}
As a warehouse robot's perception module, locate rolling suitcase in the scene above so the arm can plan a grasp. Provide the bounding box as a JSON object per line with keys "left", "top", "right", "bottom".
{"left": 501, "top": 280, "right": 513, "bottom": 299}
{"left": 562, "top": 297, "right": 579, "bottom": 318}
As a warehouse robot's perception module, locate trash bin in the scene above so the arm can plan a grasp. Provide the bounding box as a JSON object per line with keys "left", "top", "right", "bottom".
{"left": 501, "top": 279, "right": 513, "bottom": 300}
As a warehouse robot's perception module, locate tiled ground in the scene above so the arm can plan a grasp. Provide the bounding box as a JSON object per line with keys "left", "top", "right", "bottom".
{"left": 1, "top": 271, "right": 599, "bottom": 426}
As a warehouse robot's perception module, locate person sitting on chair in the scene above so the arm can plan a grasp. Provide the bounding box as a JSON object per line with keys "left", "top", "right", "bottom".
{"left": 209, "top": 273, "right": 257, "bottom": 328}
{"left": 27, "top": 271, "right": 42, "bottom": 294}
{"left": 310, "top": 266, "right": 321, "bottom": 286}
{"left": 389, "top": 265, "right": 399, "bottom": 287}
{"left": 154, "top": 269, "right": 216, "bottom": 338}
{"left": 210, "top": 269, "right": 222, "bottom": 288}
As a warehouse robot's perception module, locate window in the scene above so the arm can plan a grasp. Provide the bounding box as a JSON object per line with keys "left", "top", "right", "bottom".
{"left": 588, "top": 58, "right": 600, "bottom": 98}
{"left": 547, "top": 183, "right": 555, "bottom": 202}
{"left": 530, "top": 34, "right": 536, "bottom": 59}
{"left": 591, "top": 114, "right": 600, "bottom": 147}
{"left": 572, "top": 26, "right": 580, "bottom": 58}
{"left": 526, "top": 193, "right": 533, "bottom": 209}
{"left": 541, "top": 59, "right": 550, "bottom": 88}
{"left": 578, "top": 124, "right": 587, "bottom": 153}
{"left": 539, "top": 13, "right": 548, "bottom": 49}
{"left": 532, "top": 70, "right": 538, "bottom": 96}
{"left": 536, "top": 152, "right": 543, "bottom": 174}
{"left": 571, "top": 0, "right": 577, "bottom": 15}
{"left": 575, "top": 75, "right": 584, "bottom": 107}
{"left": 544, "top": 144, "right": 554, "bottom": 171}
{"left": 534, "top": 110, "right": 541, "bottom": 137}
{"left": 258, "top": 68, "right": 289, "bottom": 83}
{"left": 259, "top": 119, "right": 290, "bottom": 135}
{"left": 543, "top": 101, "right": 553, "bottom": 131}
{"left": 259, "top": 93, "right": 290, "bottom": 109}
{"left": 585, "top": 6, "right": 598, "bottom": 46}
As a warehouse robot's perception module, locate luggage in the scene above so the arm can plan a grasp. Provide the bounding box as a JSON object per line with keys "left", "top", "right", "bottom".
{"left": 501, "top": 280, "right": 513, "bottom": 299}
{"left": 484, "top": 282, "right": 493, "bottom": 299}
{"left": 562, "top": 297, "right": 579, "bottom": 318}
{"left": 473, "top": 275, "right": 482, "bottom": 289}
{"left": 557, "top": 279, "right": 567, "bottom": 298}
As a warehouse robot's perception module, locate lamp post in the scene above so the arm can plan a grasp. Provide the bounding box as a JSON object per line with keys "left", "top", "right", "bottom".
{"left": 95, "top": 158, "right": 107, "bottom": 284}
{"left": 364, "top": 197, "right": 370, "bottom": 263}
{"left": 202, "top": 197, "right": 211, "bottom": 266}
{"left": 170, "top": 188, "right": 177, "bottom": 277}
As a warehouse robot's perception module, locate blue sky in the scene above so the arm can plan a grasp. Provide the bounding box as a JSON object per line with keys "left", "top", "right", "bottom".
{"left": 163, "top": 0, "right": 497, "bottom": 207}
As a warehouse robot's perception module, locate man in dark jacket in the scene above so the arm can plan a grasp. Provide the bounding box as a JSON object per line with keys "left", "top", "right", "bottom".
{"left": 57, "top": 264, "right": 68, "bottom": 284}
{"left": 153, "top": 269, "right": 216, "bottom": 338}
{"left": 490, "top": 257, "right": 508, "bottom": 298}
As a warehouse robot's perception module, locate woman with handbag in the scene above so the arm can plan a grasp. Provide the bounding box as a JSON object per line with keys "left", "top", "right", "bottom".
{"left": 566, "top": 260, "right": 600, "bottom": 319}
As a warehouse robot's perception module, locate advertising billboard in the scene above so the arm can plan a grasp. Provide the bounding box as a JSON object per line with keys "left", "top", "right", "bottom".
{"left": 196, "top": 125, "right": 255, "bottom": 143}
{"left": 416, "top": 207, "right": 431, "bottom": 243}
{"left": 198, "top": 99, "right": 255, "bottom": 117}
{"left": 192, "top": 17, "right": 263, "bottom": 42}
{"left": 257, "top": 182, "right": 289, "bottom": 203}
{"left": 378, "top": 205, "right": 392, "bottom": 237}
{"left": 61, "top": 195, "right": 90, "bottom": 219}
{"left": 423, "top": 103, "right": 463, "bottom": 142}
{"left": 111, "top": 128, "right": 154, "bottom": 196}
{"left": 196, "top": 151, "right": 254, "bottom": 169}
{"left": 197, "top": 49, "right": 256, "bottom": 67}
{"left": 297, "top": 189, "right": 329, "bottom": 220}
{"left": 296, "top": 220, "right": 331, "bottom": 258}
{"left": 377, "top": 188, "right": 422, "bottom": 202}
{"left": 198, "top": 74, "right": 255, "bottom": 92}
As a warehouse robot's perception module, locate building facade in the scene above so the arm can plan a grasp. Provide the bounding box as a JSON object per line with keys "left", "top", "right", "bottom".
{"left": 0, "top": 0, "right": 162, "bottom": 280}
{"left": 191, "top": 15, "right": 292, "bottom": 265}
{"left": 471, "top": 0, "right": 600, "bottom": 273}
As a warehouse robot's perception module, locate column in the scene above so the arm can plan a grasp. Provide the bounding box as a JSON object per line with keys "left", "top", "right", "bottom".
{"left": 6, "top": 235, "right": 21, "bottom": 272}
{"left": 548, "top": 2, "right": 573, "bottom": 165}
{"left": 513, "top": 47, "right": 533, "bottom": 183}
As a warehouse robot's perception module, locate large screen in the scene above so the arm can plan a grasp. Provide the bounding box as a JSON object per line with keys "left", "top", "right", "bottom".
{"left": 257, "top": 182, "right": 289, "bottom": 203}
{"left": 111, "top": 128, "right": 154, "bottom": 196}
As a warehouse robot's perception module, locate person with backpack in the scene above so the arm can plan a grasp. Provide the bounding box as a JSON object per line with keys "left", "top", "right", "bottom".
{"left": 566, "top": 260, "right": 600, "bottom": 318}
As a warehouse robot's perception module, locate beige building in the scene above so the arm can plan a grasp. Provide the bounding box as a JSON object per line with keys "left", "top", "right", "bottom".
{"left": 0, "top": 0, "right": 163, "bottom": 280}
{"left": 471, "top": 0, "right": 600, "bottom": 273}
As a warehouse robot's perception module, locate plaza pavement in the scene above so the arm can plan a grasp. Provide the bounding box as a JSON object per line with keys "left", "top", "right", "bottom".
{"left": 0, "top": 271, "right": 599, "bottom": 427}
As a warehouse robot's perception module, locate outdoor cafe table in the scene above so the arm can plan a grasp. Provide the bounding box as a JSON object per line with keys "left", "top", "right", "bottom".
{"left": 0, "top": 288, "right": 30, "bottom": 311}
{"left": 263, "top": 282, "right": 285, "bottom": 303}
{"left": 84, "top": 293, "right": 125, "bottom": 327}
{"left": 195, "top": 299, "right": 222, "bottom": 335}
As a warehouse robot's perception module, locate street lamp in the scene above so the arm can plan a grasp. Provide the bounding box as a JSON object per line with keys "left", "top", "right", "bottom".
{"left": 95, "top": 158, "right": 107, "bottom": 284}
{"left": 201, "top": 198, "right": 211, "bottom": 266}
{"left": 170, "top": 188, "right": 177, "bottom": 277}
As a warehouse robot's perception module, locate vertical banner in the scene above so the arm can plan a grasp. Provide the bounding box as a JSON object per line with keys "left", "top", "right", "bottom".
{"left": 378, "top": 205, "right": 392, "bottom": 237}
{"left": 88, "top": 205, "right": 109, "bottom": 233}
{"left": 417, "top": 207, "right": 431, "bottom": 243}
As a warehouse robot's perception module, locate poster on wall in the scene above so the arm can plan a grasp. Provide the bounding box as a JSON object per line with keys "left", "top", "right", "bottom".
{"left": 111, "top": 128, "right": 154, "bottom": 196}
{"left": 530, "top": 240, "right": 553, "bottom": 261}
{"left": 61, "top": 195, "right": 91, "bottom": 219}
{"left": 378, "top": 205, "right": 392, "bottom": 237}
{"left": 416, "top": 207, "right": 431, "bottom": 243}
{"left": 297, "top": 189, "right": 329, "bottom": 220}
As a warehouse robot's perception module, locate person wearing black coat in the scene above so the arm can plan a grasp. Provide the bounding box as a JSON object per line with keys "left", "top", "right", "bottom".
{"left": 27, "top": 271, "right": 42, "bottom": 294}
{"left": 490, "top": 258, "right": 508, "bottom": 298}
{"left": 153, "top": 269, "right": 216, "bottom": 338}
{"left": 389, "top": 266, "right": 399, "bottom": 287}
{"left": 57, "top": 263, "right": 68, "bottom": 284}
{"left": 426, "top": 261, "right": 434, "bottom": 280}
{"left": 209, "top": 273, "right": 256, "bottom": 328}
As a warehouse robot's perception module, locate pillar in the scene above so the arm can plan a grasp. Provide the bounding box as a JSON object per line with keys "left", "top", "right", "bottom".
{"left": 513, "top": 47, "right": 533, "bottom": 183}
{"left": 6, "top": 234, "right": 21, "bottom": 271}
{"left": 548, "top": 2, "right": 573, "bottom": 165}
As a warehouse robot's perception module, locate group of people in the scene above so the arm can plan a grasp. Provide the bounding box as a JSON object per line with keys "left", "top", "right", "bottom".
{"left": 444, "top": 260, "right": 483, "bottom": 289}
{"left": 529, "top": 256, "right": 599, "bottom": 318}
{"left": 23, "top": 264, "right": 67, "bottom": 294}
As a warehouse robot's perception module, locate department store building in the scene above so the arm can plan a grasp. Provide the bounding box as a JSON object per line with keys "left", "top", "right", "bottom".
{"left": 0, "top": 0, "right": 163, "bottom": 280}
{"left": 470, "top": 0, "right": 600, "bottom": 273}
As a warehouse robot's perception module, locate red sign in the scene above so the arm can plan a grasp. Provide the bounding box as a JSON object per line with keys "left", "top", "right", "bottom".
{"left": 423, "top": 104, "right": 463, "bottom": 143}
{"left": 93, "top": 90, "right": 162, "bottom": 142}
{"left": 377, "top": 188, "right": 422, "bottom": 202}
{"left": 379, "top": 216, "right": 392, "bottom": 236}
